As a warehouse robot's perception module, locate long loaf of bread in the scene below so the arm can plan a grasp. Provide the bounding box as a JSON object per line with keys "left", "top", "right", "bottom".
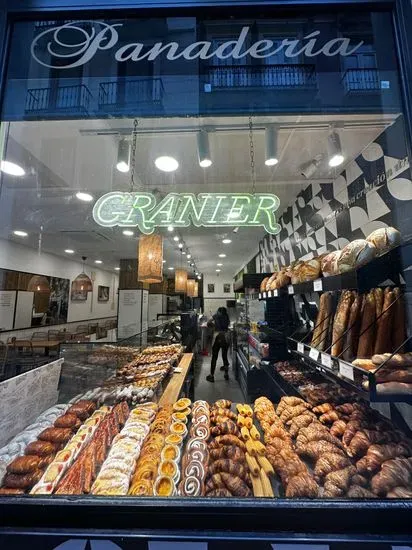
{"left": 357, "top": 290, "right": 376, "bottom": 358}
{"left": 374, "top": 288, "right": 395, "bottom": 355}
{"left": 342, "top": 293, "right": 363, "bottom": 361}
{"left": 318, "top": 292, "right": 333, "bottom": 352}
{"left": 311, "top": 292, "right": 329, "bottom": 349}
{"left": 331, "top": 291, "right": 354, "bottom": 357}
{"left": 391, "top": 287, "right": 406, "bottom": 353}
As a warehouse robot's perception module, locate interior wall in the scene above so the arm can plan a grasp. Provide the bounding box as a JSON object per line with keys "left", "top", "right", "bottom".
{"left": 260, "top": 116, "right": 412, "bottom": 270}
{"left": 203, "top": 274, "right": 235, "bottom": 319}
{"left": 0, "top": 238, "right": 118, "bottom": 324}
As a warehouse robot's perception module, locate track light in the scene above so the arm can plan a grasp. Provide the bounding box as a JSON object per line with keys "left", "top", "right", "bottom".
{"left": 197, "top": 130, "right": 212, "bottom": 168}
{"left": 328, "top": 128, "right": 344, "bottom": 167}
{"left": 301, "top": 155, "right": 323, "bottom": 179}
{"left": 265, "top": 125, "right": 279, "bottom": 166}
{"left": 116, "top": 138, "right": 131, "bottom": 173}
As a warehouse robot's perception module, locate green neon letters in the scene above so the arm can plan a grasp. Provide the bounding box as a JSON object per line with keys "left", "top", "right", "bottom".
{"left": 92, "top": 192, "right": 281, "bottom": 235}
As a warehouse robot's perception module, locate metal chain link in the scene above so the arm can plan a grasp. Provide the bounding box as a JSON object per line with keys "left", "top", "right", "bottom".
{"left": 248, "top": 115, "right": 256, "bottom": 195}
{"left": 129, "top": 118, "right": 139, "bottom": 192}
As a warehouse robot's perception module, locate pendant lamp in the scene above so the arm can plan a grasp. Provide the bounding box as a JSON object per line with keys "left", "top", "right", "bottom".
{"left": 137, "top": 234, "right": 163, "bottom": 284}
{"left": 186, "top": 278, "right": 195, "bottom": 297}
{"left": 194, "top": 281, "right": 199, "bottom": 298}
{"left": 175, "top": 269, "right": 188, "bottom": 293}
{"left": 27, "top": 275, "right": 50, "bottom": 293}
{"left": 72, "top": 256, "right": 93, "bottom": 292}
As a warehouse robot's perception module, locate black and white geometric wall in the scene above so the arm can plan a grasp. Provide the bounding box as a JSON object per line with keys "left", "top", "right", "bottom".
{"left": 260, "top": 116, "right": 412, "bottom": 271}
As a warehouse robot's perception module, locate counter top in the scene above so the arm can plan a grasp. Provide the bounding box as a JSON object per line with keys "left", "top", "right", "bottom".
{"left": 158, "top": 352, "right": 193, "bottom": 405}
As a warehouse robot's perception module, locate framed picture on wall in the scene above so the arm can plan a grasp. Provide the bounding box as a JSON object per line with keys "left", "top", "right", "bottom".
{"left": 207, "top": 283, "right": 215, "bottom": 294}
{"left": 71, "top": 288, "right": 88, "bottom": 302}
{"left": 223, "top": 283, "right": 231, "bottom": 294}
{"left": 98, "top": 285, "right": 110, "bottom": 302}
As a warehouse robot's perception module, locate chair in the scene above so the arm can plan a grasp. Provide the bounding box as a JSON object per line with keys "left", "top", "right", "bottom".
{"left": 32, "top": 331, "right": 47, "bottom": 341}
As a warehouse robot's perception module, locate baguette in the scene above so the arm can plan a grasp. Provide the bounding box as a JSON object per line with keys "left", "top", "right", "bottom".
{"left": 251, "top": 472, "right": 264, "bottom": 497}
{"left": 342, "top": 293, "right": 363, "bottom": 361}
{"left": 318, "top": 292, "right": 333, "bottom": 352}
{"left": 246, "top": 453, "right": 260, "bottom": 476}
{"left": 331, "top": 291, "right": 354, "bottom": 357}
{"left": 374, "top": 289, "right": 395, "bottom": 355}
{"left": 357, "top": 290, "right": 376, "bottom": 358}
{"left": 391, "top": 288, "right": 406, "bottom": 353}
{"left": 260, "top": 468, "right": 274, "bottom": 497}
{"left": 372, "top": 352, "right": 412, "bottom": 368}
{"left": 312, "top": 292, "right": 329, "bottom": 349}
{"left": 257, "top": 455, "right": 274, "bottom": 476}
{"left": 374, "top": 288, "right": 384, "bottom": 320}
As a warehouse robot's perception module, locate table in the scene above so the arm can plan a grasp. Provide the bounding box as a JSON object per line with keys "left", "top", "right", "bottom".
{"left": 158, "top": 352, "right": 194, "bottom": 405}
{"left": 9, "top": 339, "right": 60, "bottom": 356}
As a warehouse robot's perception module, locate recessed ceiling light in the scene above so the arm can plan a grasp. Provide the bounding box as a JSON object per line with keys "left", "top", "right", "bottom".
{"left": 168, "top": 267, "right": 174, "bottom": 270}
{"left": 197, "top": 275, "right": 201, "bottom": 279}
{"left": 13, "top": 230, "right": 28, "bottom": 237}
{"left": 195, "top": 272, "right": 199, "bottom": 275}
{"left": 187, "top": 260, "right": 191, "bottom": 263}
{"left": 178, "top": 243, "right": 183, "bottom": 249}
{"left": 1, "top": 160, "right": 25, "bottom": 176}
{"left": 167, "top": 226, "right": 174, "bottom": 232}
{"left": 265, "top": 158, "right": 279, "bottom": 167}
{"left": 155, "top": 156, "right": 179, "bottom": 172}
{"left": 222, "top": 238, "right": 232, "bottom": 244}
{"left": 182, "top": 251, "right": 186, "bottom": 255}
{"left": 173, "top": 235, "right": 179, "bottom": 242}
{"left": 218, "top": 253, "right": 226, "bottom": 258}
{"left": 76, "top": 191, "right": 94, "bottom": 202}
{"left": 116, "top": 161, "right": 129, "bottom": 173}
{"left": 187, "top": 254, "right": 191, "bottom": 259}
{"left": 329, "top": 154, "right": 344, "bottom": 167}
{"left": 217, "top": 263, "right": 223, "bottom": 266}
{"left": 95, "top": 260, "right": 103, "bottom": 264}
{"left": 122, "top": 230, "right": 134, "bottom": 236}
{"left": 162, "top": 260, "right": 166, "bottom": 263}
{"left": 65, "top": 249, "right": 75, "bottom": 254}
{"left": 216, "top": 269, "right": 221, "bottom": 272}
{"left": 114, "top": 267, "right": 120, "bottom": 271}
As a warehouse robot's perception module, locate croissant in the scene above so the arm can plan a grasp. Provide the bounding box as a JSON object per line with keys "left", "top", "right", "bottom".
{"left": 387, "top": 486, "right": 412, "bottom": 498}
{"left": 272, "top": 452, "right": 307, "bottom": 485}
{"left": 206, "top": 488, "right": 233, "bottom": 497}
{"left": 280, "top": 404, "right": 312, "bottom": 424}
{"left": 313, "top": 403, "right": 334, "bottom": 414}
{"left": 276, "top": 396, "right": 308, "bottom": 415}
{"left": 347, "top": 430, "right": 387, "bottom": 458}
{"left": 296, "top": 425, "right": 344, "bottom": 450}
{"left": 319, "top": 411, "right": 340, "bottom": 425}
{"left": 335, "top": 403, "right": 355, "bottom": 416}
{"left": 352, "top": 473, "right": 368, "bottom": 487}
{"left": 211, "top": 408, "right": 236, "bottom": 421}
{"left": 342, "top": 420, "right": 364, "bottom": 448}
{"left": 208, "top": 473, "right": 226, "bottom": 489}
{"left": 209, "top": 446, "right": 245, "bottom": 463}
{"left": 288, "top": 413, "right": 317, "bottom": 438}
{"left": 370, "top": 458, "right": 412, "bottom": 496}
{"left": 211, "top": 421, "right": 239, "bottom": 437}
{"left": 213, "top": 415, "right": 232, "bottom": 425}
{"left": 285, "top": 473, "right": 319, "bottom": 498}
{"left": 297, "top": 440, "right": 345, "bottom": 461}
{"left": 314, "top": 453, "right": 351, "bottom": 479}
{"left": 214, "top": 399, "right": 232, "bottom": 409}
{"left": 346, "top": 485, "right": 377, "bottom": 498}
{"left": 356, "top": 443, "right": 410, "bottom": 475}
{"left": 220, "top": 472, "right": 252, "bottom": 497}
{"left": 330, "top": 420, "right": 347, "bottom": 439}
{"left": 209, "top": 434, "right": 246, "bottom": 451}
{"left": 267, "top": 424, "right": 291, "bottom": 441}
{"left": 323, "top": 465, "right": 357, "bottom": 497}
{"left": 209, "top": 459, "right": 248, "bottom": 480}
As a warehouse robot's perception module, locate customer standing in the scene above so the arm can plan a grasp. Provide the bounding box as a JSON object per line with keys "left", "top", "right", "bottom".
{"left": 206, "top": 307, "right": 230, "bottom": 383}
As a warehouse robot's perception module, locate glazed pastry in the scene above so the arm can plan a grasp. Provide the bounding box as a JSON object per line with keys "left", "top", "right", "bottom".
{"left": 330, "top": 420, "right": 347, "bottom": 439}
{"left": 312, "top": 403, "right": 334, "bottom": 414}
{"left": 7, "top": 456, "right": 43, "bottom": 474}
{"left": 209, "top": 435, "right": 245, "bottom": 451}
{"left": 313, "top": 453, "right": 351, "bottom": 479}
{"left": 54, "top": 413, "right": 81, "bottom": 429}
{"left": 370, "top": 458, "right": 412, "bottom": 495}
{"left": 219, "top": 472, "right": 252, "bottom": 497}
{"left": 297, "top": 440, "right": 345, "bottom": 461}
{"left": 323, "top": 465, "right": 357, "bottom": 497}
{"left": 25, "top": 441, "right": 59, "bottom": 457}
{"left": 208, "top": 459, "right": 248, "bottom": 481}
{"left": 347, "top": 485, "right": 377, "bottom": 498}
{"left": 285, "top": 473, "right": 319, "bottom": 498}
{"left": 3, "top": 470, "right": 43, "bottom": 489}
{"left": 356, "top": 443, "right": 411, "bottom": 475}
{"left": 38, "top": 428, "right": 73, "bottom": 444}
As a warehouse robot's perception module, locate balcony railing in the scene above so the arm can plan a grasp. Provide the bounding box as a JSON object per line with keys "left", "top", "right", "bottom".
{"left": 25, "top": 84, "right": 92, "bottom": 114}
{"left": 205, "top": 64, "right": 317, "bottom": 90}
{"left": 342, "top": 68, "right": 380, "bottom": 93}
{"left": 98, "top": 78, "right": 164, "bottom": 109}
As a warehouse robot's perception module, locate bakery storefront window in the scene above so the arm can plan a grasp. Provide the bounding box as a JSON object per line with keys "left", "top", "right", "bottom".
{"left": 0, "top": 8, "right": 412, "bottom": 508}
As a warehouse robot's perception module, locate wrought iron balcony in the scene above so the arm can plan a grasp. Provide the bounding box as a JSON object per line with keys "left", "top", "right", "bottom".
{"left": 204, "top": 64, "right": 317, "bottom": 90}
{"left": 98, "top": 78, "right": 164, "bottom": 110}
{"left": 342, "top": 68, "right": 380, "bottom": 93}
{"left": 25, "top": 84, "right": 92, "bottom": 114}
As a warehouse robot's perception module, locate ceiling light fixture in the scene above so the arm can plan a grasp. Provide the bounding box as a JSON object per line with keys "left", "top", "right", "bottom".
{"left": 187, "top": 254, "right": 191, "bottom": 259}
{"left": 217, "top": 263, "right": 223, "bottom": 266}
{"left": 114, "top": 267, "right": 120, "bottom": 271}
{"left": 122, "top": 229, "right": 134, "bottom": 236}
{"left": 1, "top": 160, "right": 25, "bottom": 176}
{"left": 216, "top": 269, "right": 221, "bottom": 273}
{"left": 167, "top": 226, "right": 174, "bottom": 232}
{"left": 222, "top": 238, "right": 232, "bottom": 244}
{"left": 173, "top": 235, "right": 179, "bottom": 242}
{"left": 218, "top": 253, "right": 226, "bottom": 258}
{"left": 155, "top": 156, "right": 179, "bottom": 172}
{"left": 65, "top": 249, "right": 75, "bottom": 254}
{"left": 197, "top": 275, "right": 201, "bottom": 280}
{"left": 116, "top": 138, "right": 131, "bottom": 173}
{"left": 72, "top": 256, "right": 93, "bottom": 293}
{"left": 301, "top": 154, "right": 323, "bottom": 179}
{"left": 76, "top": 191, "right": 94, "bottom": 202}
{"left": 168, "top": 267, "right": 174, "bottom": 270}
{"left": 95, "top": 260, "right": 103, "bottom": 264}
{"left": 328, "top": 127, "right": 344, "bottom": 167}
{"left": 265, "top": 125, "right": 279, "bottom": 166}
{"left": 27, "top": 275, "right": 50, "bottom": 294}
{"left": 162, "top": 260, "right": 166, "bottom": 264}
{"left": 182, "top": 251, "right": 186, "bottom": 255}
{"left": 197, "top": 129, "right": 212, "bottom": 168}
{"left": 13, "top": 230, "right": 28, "bottom": 237}
{"left": 178, "top": 243, "right": 183, "bottom": 249}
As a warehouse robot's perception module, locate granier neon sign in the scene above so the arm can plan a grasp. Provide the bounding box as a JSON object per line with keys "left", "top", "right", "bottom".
{"left": 92, "top": 192, "right": 281, "bottom": 235}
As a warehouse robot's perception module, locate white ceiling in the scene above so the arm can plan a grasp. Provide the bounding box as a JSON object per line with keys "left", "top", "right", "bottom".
{"left": 0, "top": 113, "right": 398, "bottom": 278}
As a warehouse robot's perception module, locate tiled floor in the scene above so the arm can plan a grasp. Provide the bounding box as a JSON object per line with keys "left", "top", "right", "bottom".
{"left": 193, "top": 352, "right": 245, "bottom": 404}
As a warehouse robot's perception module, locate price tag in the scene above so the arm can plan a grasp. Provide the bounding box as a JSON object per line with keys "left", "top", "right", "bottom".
{"left": 309, "top": 347, "right": 319, "bottom": 361}
{"left": 321, "top": 353, "right": 332, "bottom": 369}
{"left": 267, "top": 290, "right": 272, "bottom": 298}
{"left": 288, "top": 285, "right": 294, "bottom": 295}
{"left": 339, "top": 360, "right": 354, "bottom": 381}
{"left": 313, "top": 279, "right": 323, "bottom": 291}
{"left": 263, "top": 292, "right": 267, "bottom": 299}
{"left": 258, "top": 293, "right": 262, "bottom": 300}
{"left": 297, "top": 342, "right": 304, "bottom": 354}
{"left": 274, "top": 289, "right": 279, "bottom": 297}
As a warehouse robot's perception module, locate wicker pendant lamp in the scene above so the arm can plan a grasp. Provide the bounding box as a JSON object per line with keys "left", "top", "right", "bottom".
{"left": 137, "top": 234, "right": 163, "bottom": 284}
{"left": 175, "top": 269, "right": 188, "bottom": 293}
{"left": 186, "top": 278, "right": 196, "bottom": 297}
{"left": 194, "top": 281, "right": 199, "bottom": 298}
{"left": 72, "top": 256, "right": 93, "bottom": 292}
{"left": 27, "top": 275, "right": 50, "bottom": 293}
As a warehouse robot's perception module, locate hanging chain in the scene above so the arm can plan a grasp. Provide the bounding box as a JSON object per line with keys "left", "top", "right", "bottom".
{"left": 129, "top": 118, "right": 139, "bottom": 192}
{"left": 248, "top": 115, "right": 256, "bottom": 195}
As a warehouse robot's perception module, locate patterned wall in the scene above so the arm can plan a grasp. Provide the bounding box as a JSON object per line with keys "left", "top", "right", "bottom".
{"left": 260, "top": 116, "right": 412, "bottom": 272}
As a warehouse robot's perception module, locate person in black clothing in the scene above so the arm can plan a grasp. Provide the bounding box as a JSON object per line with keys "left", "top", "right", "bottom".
{"left": 206, "top": 307, "right": 230, "bottom": 383}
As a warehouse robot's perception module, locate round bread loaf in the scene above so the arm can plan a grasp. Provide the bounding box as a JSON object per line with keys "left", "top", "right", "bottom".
{"left": 300, "top": 257, "right": 321, "bottom": 282}
{"left": 338, "top": 239, "right": 377, "bottom": 272}
{"left": 366, "top": 227, "right": 401, "bottom": 254}
{"left": 321, "top": 250, "right": 342, "bottom": 277}
{"left": 260, "top": 277, "right": 269, "bottom": 293}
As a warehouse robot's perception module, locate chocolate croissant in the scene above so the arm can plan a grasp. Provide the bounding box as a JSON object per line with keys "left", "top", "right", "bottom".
{"left": 214, "top": 399, "right": 232, "bottom": 409}
{"left": 370, "top": 457, "right": 412, "bottom": 495}
{"left": 25, "top": 440, "right": 59, "bottom": 456}
{"left": 209, "top": 446, "right": 245, "bottom": 463}
{"left": 219, "top": 472, "right": 252, "bottom": 497}
{"left": 211, "top": 421, "right": 240, "bottom": 437}
{"left": 319, "top": 411, "right": 340, "bottom": 425}
{"left": 7, "top": 455, "right": 43, "bottom": 474}
{"left": 356, "top": 443, "right": 410, "bottom": 475}
{"left": 211, "top": 408, "right": 236, "bottom": 421}
{"left": 209, "top": 459, "right": 248, "bottom": 481}
{"left": 209, "top": 434, "right": 246, "bottom": 451}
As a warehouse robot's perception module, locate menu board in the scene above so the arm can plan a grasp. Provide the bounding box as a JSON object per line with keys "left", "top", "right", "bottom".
{"left": 117, "top": 289, "right": 142, "bottom": 340}
{"left": 0, "top": 290, "right": 16, "bottom": 331}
